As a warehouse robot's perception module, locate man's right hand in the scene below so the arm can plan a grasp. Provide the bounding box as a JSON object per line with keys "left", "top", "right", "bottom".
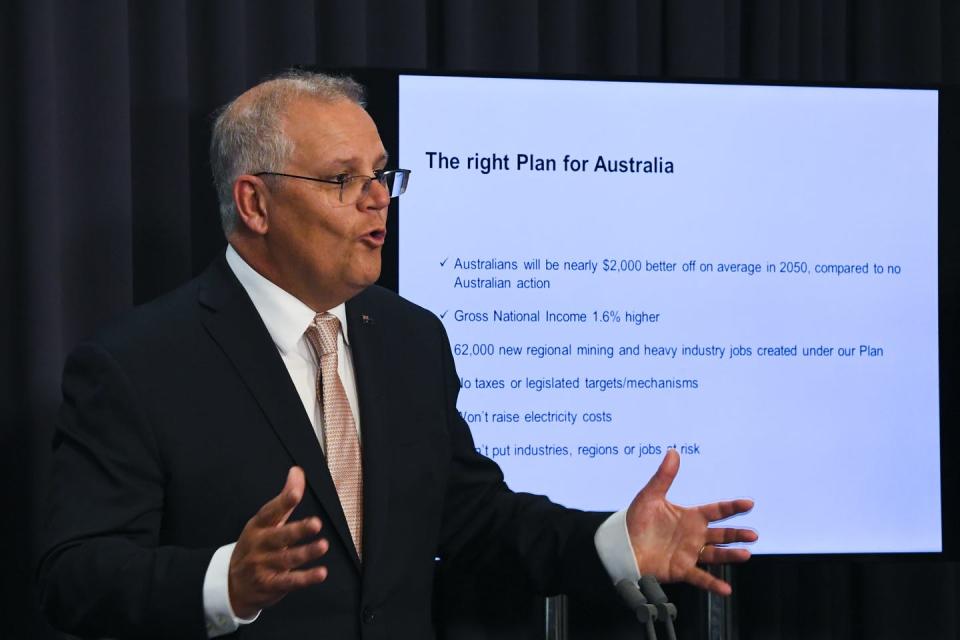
{"left": 228, "top": 467, "right": 329, "bottom": 619}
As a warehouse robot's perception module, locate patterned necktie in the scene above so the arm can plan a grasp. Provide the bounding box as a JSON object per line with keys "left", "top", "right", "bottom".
{"left": 305, "top": 313, "right": 363, "bottom": 558}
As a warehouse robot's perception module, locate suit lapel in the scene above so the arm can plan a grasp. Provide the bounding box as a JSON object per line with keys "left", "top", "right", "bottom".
{"left": 345, "top": 292, "right": 392, "bottom": 577}
{"left": 197, "top": 258, "right": 359, "bottom": 569}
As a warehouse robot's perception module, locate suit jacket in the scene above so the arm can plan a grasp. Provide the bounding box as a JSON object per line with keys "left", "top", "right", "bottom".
{"left": 37, "top": 255, "right": 613, "bottom": 640}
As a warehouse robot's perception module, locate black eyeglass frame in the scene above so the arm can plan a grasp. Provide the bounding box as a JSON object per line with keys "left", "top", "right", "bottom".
{"left": 253, "top": 168, "right": 410, "bottom": 204}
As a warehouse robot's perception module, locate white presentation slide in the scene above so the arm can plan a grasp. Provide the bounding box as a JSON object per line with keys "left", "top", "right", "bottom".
{"left": 397, "top": 74, "right": 941, "bottom": 554}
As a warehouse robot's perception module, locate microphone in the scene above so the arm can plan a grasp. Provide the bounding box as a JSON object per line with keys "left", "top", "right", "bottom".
{"left": 640, "top": 575, "right": 678, "bottom": 640}
{"left": 615, "top": 579, "right": 659, "bottom": 640}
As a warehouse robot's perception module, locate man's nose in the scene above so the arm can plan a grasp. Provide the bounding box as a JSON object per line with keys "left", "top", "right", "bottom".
{"left": 361, "top": 177, "right": 391, "bottom": 210}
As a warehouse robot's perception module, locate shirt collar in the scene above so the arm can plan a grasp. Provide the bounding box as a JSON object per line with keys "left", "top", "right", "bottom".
{"left": 225, "top": 245, "right": 350, "bottom": 354}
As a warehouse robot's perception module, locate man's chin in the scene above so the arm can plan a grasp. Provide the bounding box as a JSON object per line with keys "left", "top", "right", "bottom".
{"left": 348, "top": 266, "right": 382, "bottom": 293}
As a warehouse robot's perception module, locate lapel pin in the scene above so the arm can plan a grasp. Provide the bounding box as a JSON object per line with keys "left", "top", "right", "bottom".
{"left": 361, "top": 313, "right": 375, "bottom": 325}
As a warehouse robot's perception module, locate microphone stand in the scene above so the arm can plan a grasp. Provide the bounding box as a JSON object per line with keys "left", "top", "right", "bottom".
{"left": 640, "top": 575, "right": 678, "bottom": 640}
{"left": 615, "top": 579, "right": 659, "bottom": 640}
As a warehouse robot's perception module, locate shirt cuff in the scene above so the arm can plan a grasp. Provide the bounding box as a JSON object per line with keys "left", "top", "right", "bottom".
{"left": 203, "top": 542, "right": 260, "bottom": 638}
{"left": 593, "top": 509, "right": 642, "bottom": 584}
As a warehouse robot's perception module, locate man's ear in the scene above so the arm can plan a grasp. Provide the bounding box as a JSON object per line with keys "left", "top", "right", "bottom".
{"left": 233, "top": 175, "right": 271, "bottom": 235}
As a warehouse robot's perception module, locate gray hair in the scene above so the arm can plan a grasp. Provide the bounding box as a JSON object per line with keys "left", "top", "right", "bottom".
{"left": 210, "top": 70, "right": 366, "bottom": 235}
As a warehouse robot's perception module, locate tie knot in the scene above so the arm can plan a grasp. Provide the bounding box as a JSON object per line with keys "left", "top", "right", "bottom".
{"left": 307, "top": 313, "right": 341, "bottom": 356}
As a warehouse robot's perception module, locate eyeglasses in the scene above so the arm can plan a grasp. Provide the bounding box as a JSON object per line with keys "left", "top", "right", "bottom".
{"left": 254, "top": 169, "right": 410, "bottom": 206}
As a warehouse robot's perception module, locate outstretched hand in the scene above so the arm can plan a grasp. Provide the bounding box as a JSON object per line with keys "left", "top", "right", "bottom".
{"left": 626, "top": 449, "right": 756, "bottom": 596}
{"left": 229, "top": 467, "right": 329, "bottom": 618}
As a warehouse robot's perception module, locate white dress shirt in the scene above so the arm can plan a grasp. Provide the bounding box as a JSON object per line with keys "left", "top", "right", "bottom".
{"left": 203, "top": 246, "right": 639, "bottom": 637}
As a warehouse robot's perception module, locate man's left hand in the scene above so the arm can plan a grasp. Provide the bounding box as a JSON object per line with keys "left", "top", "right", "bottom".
{"left": 626, "top": 449, "right": 756, "bottom": 595}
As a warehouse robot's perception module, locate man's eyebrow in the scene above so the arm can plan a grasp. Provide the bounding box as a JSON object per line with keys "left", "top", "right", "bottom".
{"left": 324, "top": 151, "right": 390, "bottom": 169}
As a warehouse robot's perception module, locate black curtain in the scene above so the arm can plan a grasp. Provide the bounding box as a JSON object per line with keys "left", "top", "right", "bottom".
{"left": 2, "top": 2, "right": 956, "bottom": 638}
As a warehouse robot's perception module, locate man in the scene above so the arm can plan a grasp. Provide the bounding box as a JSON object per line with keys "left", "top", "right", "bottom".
{"left": 37, "top": 71, "right": 756, "bottom": 639}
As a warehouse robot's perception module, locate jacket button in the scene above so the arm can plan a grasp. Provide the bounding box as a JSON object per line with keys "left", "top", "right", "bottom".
{"left": 362, "top": 607, "right": 376, "bottom": 623}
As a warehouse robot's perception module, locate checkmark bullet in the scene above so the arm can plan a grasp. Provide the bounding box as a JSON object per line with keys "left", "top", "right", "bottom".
{"left": 440, "top": 257, "right": 449, "bottom": 267}
{"left": 439, "top": 310, "right": 449, "bottom": 318}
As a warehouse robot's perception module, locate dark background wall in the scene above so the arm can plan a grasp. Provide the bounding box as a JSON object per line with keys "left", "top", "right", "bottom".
{"left": 1, "top": 1, "right": 957, "bottom": 638}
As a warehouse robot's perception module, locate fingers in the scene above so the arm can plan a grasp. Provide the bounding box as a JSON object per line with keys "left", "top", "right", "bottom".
{"left": 233, "top": 556, "right": 329, "bottom": 615}
{"left": 231, "top": 522, "right": 329, "bottom": 606}
{"left": 640, "top": 448, "right": 680, "bottom": 499}
{"left": 260, "top": 517, "right": 324, "bottom": 550}
{"left": 684, "top": 567, "right": 733, "bottom": 596}
{"left": 268, "top": 565, "right": 329, "bottom": 591}
{"left": 254, "top": 467, "right": 306, "bottom": 527}
{"left": 697, "top": 498, "right": 754, "bottom": 523}
{"left": 698, "top": 544, "right": 752, "bottom": 565}
{"left": 698, "top": 526, "right": 756, "bottom": 566}
{"left": 269, "top": 536, "right": 330, "bottom": 571}
{"left": 705, "top": 526, "right": 758, "bottom": 546}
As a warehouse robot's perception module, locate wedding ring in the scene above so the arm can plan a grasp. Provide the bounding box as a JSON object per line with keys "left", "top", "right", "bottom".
{"left": 698, "top": 544, "right": 708, "bottom": 563}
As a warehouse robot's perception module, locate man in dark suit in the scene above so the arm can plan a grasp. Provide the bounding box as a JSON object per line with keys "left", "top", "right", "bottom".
{"left": 37, "top": 71, "right": 756, "bottom": 639}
